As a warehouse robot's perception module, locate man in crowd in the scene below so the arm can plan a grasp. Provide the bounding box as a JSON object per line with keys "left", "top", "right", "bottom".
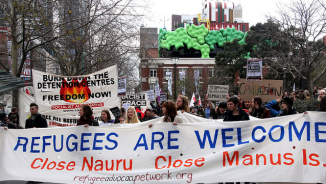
{"left": 176, "top": 95, "right": 190, "bottom": 113}
{"left": 224, "top": 97, "right": 249, "bottom": 121}
{"left": 197, "top": 105, "right": 205, "bottom": 118}
{"left": 142, "top": 109, "right": 154, "bottom": 122}
{"left": 25, "top": 103, "right": 47, "bottom": 128}
{"left": 151, "top": 109, "right": 159, "bottom": 118}
{"left": 318, "top": 89, "right": 325, "bottom": 101}
{"left": 249, "top": 96, "right": 271, "bottom": 119}
{"left": 298, "top": 90, "right": 306, "bottom": 101}
{"left": 8, "top": 107, "right": 19, "bottom": 123}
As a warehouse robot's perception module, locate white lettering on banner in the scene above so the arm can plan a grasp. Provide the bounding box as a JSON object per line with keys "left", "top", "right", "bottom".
{"left": 1, "top": 112, "right": 326, "bottom": 183}
{"left": 32, "top": 66, "right": 119, "bottom": 127}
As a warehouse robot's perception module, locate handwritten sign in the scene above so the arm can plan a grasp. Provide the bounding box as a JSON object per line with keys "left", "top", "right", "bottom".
{"left": 207, "top": 85, "right": 229, "bottom": 101}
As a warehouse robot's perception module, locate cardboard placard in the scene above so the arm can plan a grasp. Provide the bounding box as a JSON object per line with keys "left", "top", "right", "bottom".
{"left": 239, "top": 79, "right": 284, "bottom": 102}
{"left": 207, "top": 85, "right": 229, "bottom": 101}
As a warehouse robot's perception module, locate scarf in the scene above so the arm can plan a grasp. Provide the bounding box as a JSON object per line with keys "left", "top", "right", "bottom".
{"left": 78, "top": 116, "right": 94, "bottom": 125}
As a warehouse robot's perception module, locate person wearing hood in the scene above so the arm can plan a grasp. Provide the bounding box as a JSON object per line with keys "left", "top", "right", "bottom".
{"left": 77, "top": 105, "right": 99, "bottom": 127}
{"left": 197, "top": 105, "right": 206, "bottom": 118}
{"left": 265, "top": 98, "right": 282, "bottom": 117}
{"left": 25, "top": 103, "right": 48, "bottom": 128}
{"left": 223, "top": 97, "right": 250, "bottom": 121}
{"left": 279, "top": 97, "right": 298, "bottom": 116}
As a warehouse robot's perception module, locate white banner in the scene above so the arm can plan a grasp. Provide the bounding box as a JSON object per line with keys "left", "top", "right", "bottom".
{"left": 1, "top": 112, "right": 326, "bottom": 183}
{"left": 32, "top": 65, "right": 120, "bottom": 127}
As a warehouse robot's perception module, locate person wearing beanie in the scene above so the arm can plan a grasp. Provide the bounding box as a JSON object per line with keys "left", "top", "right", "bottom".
{"left": 279, "top": 97, "right": 298, "bottom": 116}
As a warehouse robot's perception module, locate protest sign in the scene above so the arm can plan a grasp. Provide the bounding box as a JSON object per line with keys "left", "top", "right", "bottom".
{"left": 155, "top": 84, "right": 160, "bottom": 97}
{"left": 147, "top": 90, "right": 155, "bottom": 101}
{"left": 160, "top": 93, "right": 167, "bottom": 102}
{"left": 122, "top": 103, "right": 130, "bottom": 111}
{"left": 239, "top": 79, "right": 283, "bottom": 102}
{"left": 117, "top": 77, "right": 126, "bottom": 97}
{"left": 1, "top": 112, "right": 325, "bottom": 183}
{"left": 207, "top": 85, "right": 229, "bottom": 101}
{"left": 121, "top": 93, "right": 150, "bottom": 112}
{"left": 32, "top": 65, "right": 119, "bottom": 127}
{"left": 109, "top": 106, "right": 121, "bottom": 118}
{"left": 247, "top": 59, "right": 262, "bottom": 81}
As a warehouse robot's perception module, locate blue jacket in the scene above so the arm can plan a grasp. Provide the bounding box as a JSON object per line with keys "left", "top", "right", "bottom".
{"left": 265, "top": 100, "right": 282, "bottom": 117}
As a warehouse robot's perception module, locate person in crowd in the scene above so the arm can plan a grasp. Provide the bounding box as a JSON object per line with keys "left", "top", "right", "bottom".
{"left": 77, "top": 105, "right": 99, "bottom": 127}
{"left": 313, "top": 86, "right": 318, "bottom": 99}
{"left": 99, "top": 110, "right": 114, "bottom": 126}
{"left": 190, "top": 108, "right": 196, "bottom": 115}
{"left": 24, "top": 103, "right": 48, "bottom": 184}
{"left": 223, "top": 97, "right": 249, "bottom": 121}
{"left": 317, "top": 96, "right": 326, "bottom": 111}
{"left": 204, "top": 104, "right": 211, "bottom": 119}
{"left": 114, "top": 108, "right": 126, "bottom": 124}
{"left": 265, "top": 98, "right": 282, "bottom": 117}
{"left": 249, "top": 96, "right": 271, "bottom": 119}
{"left": 124, "top": 107, "right": 140, "bottom": 124}
{"left": 318, "top": 90, "right": 325, "bottom": 101}
{"left": 279, "top": 97, "right": 298, "bottom": 116}
{"left": 197, "top": 105, "right": 205, "bottom": 118}
{"left": 149, "top": 101, "right": 183, "bottom": 128}
{"left": 193, "top": 101, "right": 198, "bottom": 113}
{"left": 211, "top": 102, "right": 227, "bottom": 119}
{"left": 298, "top": 90, "right": 306, "bottom": 101}
{"left": 5, "top": 118, "right": 18, "bottom": 129}
{"left": 150, "top": 98, "right": 161, "bottom": 116}
{"left": 305, "top": 93, "right": 311, "bottom": 100}
{"left": 142, "top": 109, "right": 154, "bottom": 122}
{"left": 8, "top": 107, "right": 19, "bottom": 123}
{"left": 137, "top": 112, "right": 142, "bottom": 122}
{"left": 7, "top": 115, "right": 20, "bottom": 129}
{"left": 283, "top": 91, "right": 290, "bottom": 98}
{"left": 25, "top": 103, "right": 48, "bottom": 128}
{"left": 176, "top": 95, "right": 190, "bottom": 113}
{"left": 241, "top": 100, "right": 251, "bottom": 111}
{"left": 151, "top": 109, "right": 159, "bottom": 118}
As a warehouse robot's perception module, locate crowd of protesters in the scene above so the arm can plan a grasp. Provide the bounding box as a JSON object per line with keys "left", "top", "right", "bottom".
{"left": 1, "top": 87, "right": 326, "bottom": 130}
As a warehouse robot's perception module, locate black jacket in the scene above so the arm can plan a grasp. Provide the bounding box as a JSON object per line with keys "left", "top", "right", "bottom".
{"left": 279, "top": 107, "right": 298, "bottom": 116}
{"left": 25, "top": 113, "right": 48, "bottom": 129}
{"left": 223, "top": 107, "right": 250, "bottom": 121}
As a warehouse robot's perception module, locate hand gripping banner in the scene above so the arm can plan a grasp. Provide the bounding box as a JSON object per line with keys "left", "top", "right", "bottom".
{"left": 32, "top": 65, "right": 119, "bottom": 127}
{"left": 1, "top": 112, "right": 326, "bottom": 183}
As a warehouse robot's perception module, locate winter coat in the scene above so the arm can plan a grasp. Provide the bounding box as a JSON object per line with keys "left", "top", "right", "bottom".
{"left": 25, "top": 113, "right": 48, "bottom": 129}
{"left": 223, "top": 107, "right": 250, "bottom": 121}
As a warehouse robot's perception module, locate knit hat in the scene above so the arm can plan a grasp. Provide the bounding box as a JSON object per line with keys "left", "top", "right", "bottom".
{"left": 282, "top": 97, "right": 293, "bottom": 107}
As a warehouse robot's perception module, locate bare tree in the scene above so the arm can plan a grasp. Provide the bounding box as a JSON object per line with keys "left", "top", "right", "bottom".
{"left": 261, "top": 0, "right": 326, "bottom": 91}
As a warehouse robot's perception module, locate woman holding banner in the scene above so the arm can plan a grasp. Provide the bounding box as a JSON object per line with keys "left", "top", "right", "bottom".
{"left": 99, "top": 110, "right": 114, "bottom": 126}
{"left": 149, "top": 101, "right": 183, "bottom": 128}
{"left": 124, "top": 107, "right": 140, "bottom": 124}
{"left": 78, "top": 105, "right": 99, "bottom": 127}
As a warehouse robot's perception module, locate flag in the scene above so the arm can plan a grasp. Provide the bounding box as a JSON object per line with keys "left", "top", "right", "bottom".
{"left": 26, "top": 89, "right": 30, "bottom": 95}
{"left": 293, "top": 83, "right": 295, "bottom": 92}
{"left": 198, "top": 95, "right": 202, "bottom": 106}
{"left": 189, "top": 93, "right": 196, "bottom": 107}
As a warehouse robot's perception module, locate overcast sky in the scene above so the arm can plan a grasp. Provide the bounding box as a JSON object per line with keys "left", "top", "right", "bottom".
{"left": 144, "top": 0, "right": 283, "bottom": 31}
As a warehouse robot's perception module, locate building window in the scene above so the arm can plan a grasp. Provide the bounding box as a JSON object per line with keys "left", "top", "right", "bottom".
{"left": 150, "top": 68, "right": 157, "bottom": 77}
{"left": 209, "top": 68, "right": 214, "bottom": 77}
{"left": 164, "top": 68, "right": 172, "bottom": 76}
{"left": 194, "top": 68, "right": 202, "bottom": 78}
{"left": 150, "top": 83, "right": 155, "bottom": 91}
{"left": 179, "top": 68, "right": 187, "bottom": 76}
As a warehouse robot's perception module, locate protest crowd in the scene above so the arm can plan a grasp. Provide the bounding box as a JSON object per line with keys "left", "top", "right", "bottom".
{"left": 1, "top": 87, "right": 326, "bottom": 129}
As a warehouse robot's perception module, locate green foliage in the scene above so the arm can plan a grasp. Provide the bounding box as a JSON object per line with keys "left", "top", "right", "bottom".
{"left": 159, "top": 25, "right": 247, "bottom": 58}
{"left": 186, "top": 24, "right": 208, "bottom": 44}
{"left": 293, "top": 98, "right": 319, "bottom": 113}
{"left": 160, "top": 27, "right": 210, "bottom": 58}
